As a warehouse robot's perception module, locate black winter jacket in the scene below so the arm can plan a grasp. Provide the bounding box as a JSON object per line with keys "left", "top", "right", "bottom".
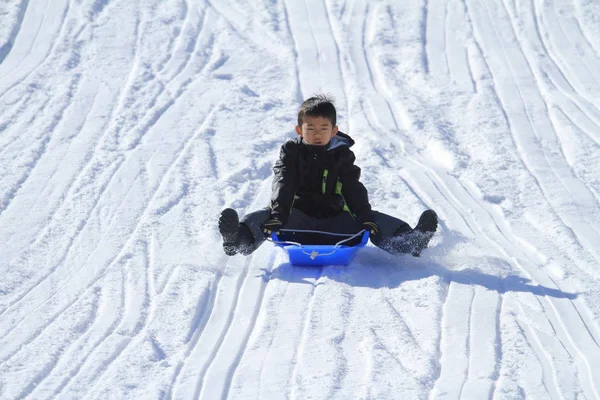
{"left": 270, "top": 132, "right": 373, "bottom": 224}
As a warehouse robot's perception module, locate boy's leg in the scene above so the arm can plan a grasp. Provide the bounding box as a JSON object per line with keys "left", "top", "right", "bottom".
{"left": 321, "top": 212, "right": 363, "bottom": 234}
{"left": 271, "top": 208, "right": 320, "bottom": 244}
{"left": 220, "top": 207, "right": 320, "bottom": 256}
{"left": 302, "top": 211, "right": 363, "bottom": 245}
{"left": 220, "top": 207, "right": 271, "bottom": 256}
{"left": 238, "top": 207, "right": 272, "bottom": 255}
{"left": 371, "top": 210, "right": 438, "bottom": 256}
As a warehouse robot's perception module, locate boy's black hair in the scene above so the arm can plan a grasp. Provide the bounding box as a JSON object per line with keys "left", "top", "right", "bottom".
{"left": 297, "top": 94, "right": 337, "bottom": 127}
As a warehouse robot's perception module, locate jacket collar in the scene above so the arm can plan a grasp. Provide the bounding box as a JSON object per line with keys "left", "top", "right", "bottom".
{"left": 299, "top": 131, "right": 354, "bottom": 152}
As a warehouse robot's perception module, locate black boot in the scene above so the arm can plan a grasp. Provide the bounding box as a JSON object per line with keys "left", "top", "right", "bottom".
{"left": 410, "top": 210, "right": 438, "bottom": 257}
{"left": 219, "top": 208, "right": 256, "bottom": 256}
{"left": 219, "top": 208, "right": 240, "bottom": 256}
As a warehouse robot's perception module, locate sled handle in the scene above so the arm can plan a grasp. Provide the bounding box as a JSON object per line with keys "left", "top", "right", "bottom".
{"left": 269, "top": 230, "right": 369, "bottom": 248}
{"left": 334, "top": 230, "right": 369, "bottom": 247}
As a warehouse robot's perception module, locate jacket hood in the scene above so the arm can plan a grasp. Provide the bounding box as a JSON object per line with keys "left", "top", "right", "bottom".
{"left": 327, "top": 131, "right": 354, "bottom": 150}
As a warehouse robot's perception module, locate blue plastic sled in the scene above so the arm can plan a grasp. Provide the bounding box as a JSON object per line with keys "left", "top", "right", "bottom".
{"left": 270, "top": 229, "right": 370, "bottom": 266}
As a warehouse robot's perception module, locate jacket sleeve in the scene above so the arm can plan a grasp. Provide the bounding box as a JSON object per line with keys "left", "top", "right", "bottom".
{"left": 270, "top": 141, "right": 298, "bottom": 224}
{"left": 339, "top": 151, "right": 373, "bottom": 223}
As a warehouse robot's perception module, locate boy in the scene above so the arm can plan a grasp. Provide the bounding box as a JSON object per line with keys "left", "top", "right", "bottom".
{"left": 218, "top": 95, "right": 438, "bottom": 258}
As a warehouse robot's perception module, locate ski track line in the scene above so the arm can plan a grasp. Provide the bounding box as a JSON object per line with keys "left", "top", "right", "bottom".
{"left": 443, "top": 0, "right": 451, "bottom": 82}
{"left": 457, "top": 289, "right": 475, "bottom": 400}
{"left": 0, "top": 0, "right": 29, "bottom": 65}
{"left": 46, "top": 243, "right": 156, "bottom": 398}
{"left": 417, "top": 162, "right": 600, "bottom": 399}
{"left": 205, "top": 0, "right": 287, "bottom": 63}
{"left": 17, "top": 0, "right": 213, "bottom": 264}
{"left": 0, "top": 72, "right": 83, "bottom": 219}
{"left": 0, "top": 157, "right": 124, "bottom": 341}
{"left": 429, "top": 275, "right": 450, "bottom": 397}
{"left": 529, "top": 0, "right": 600, "bottom": 141}
{"left": 155, "top": 0, "right": 191, "bottom": 77}
{"left": 22, "top": 82, "right": 105, "bottom": 247}
{"left": 363, "top": 1, "right": 408, "bottom": 135}
{"left": 352, "top": 15, "right": 515, "bottom": 396}
{"left": 170, "top": 176, "right": 273, "bottom": 399}
{"left": 168, "top": 257, "right": 249, "bottom": 400}
{"left": 0, "top": 84, "right": 227, "bottom": 375}
{"left": 468, "top": 0, "right": 597, "bottom": 282}
{"left": 284, "top": 0, "right": 319, "bottom": 98}
{"left": 570, "top": 0, "right": 600, "bottom": 61}
{"left": 0, "top": 86, "right": 68, "bottom": 214}
{"left": 461, "top": 288, "right": 502, "bottom": 399}
{"left": 256, "top": 280, "right": 287, "bottom": 393}
{"left": 162, "top": 4, "right": 207, "bottom": 83}
{"left": 0, "top": 157, "right": 130, "bottom": 322}
{"left": 329, "top": 282, "right": 352, "bottom": 400}
{"left": 184, "top": 254, "right": 259, "bottom": 399}
{"left": 321, "top": 0, "right": 351, "bottom": 114}
{"left": 438, "top": 177, "right": 546, "bottom": 399}
{"left": 25, "top": 269, "right": 129, "bottom": 400}
{"left": 112, "top": 4, "right": 224, "bottom": 152}
{"left": 516, "top": 302, "right": 568, "bottom": 400}
{"left": 382, "top": 296, "right": 423, "bottom": 353}
{"left": 280, "top": 0, "right": 304, "bottom": 104}
{"left": 397, "top": 159, "right": 567, "bottom": 398}
{"left": 34, "top": 94, "right": 232, "bottom": 394}
{"left": 510, "top": 0, "right": 600, "bottom": 215}
{"left": 514, "top": 320, "right": 557, "bottom": 399}
{"left": 549, "top": 0, "right": 600, "bottom": 103}
{"left": 288, "top": 270, "right": 323, "bottom": 400}
{"left": 422, "top": 0, "right": 430, "bottom": 74}
{"left": 0, "top": 0, "right": 143, "bottom": 302}
{"left": 0, "top": 88, "right": 34, "bottom": 146}
{"left": 35, "top": 289, "right": 104, "bottom": 400}
{"left": 0, "top": 0, "right": 49, "bottom": 97}
{"left": 219, "top": 250, "right": 279, "bottom": 400}
{"left": 0, "top": 283, "right": 105, "bottom": 383}
{"left": 100, "top": 0, "right": 143, "bottom": 148}
{"left": 509, "top": 0, "right": 600, "bottom": 233}
{"left": 0, "top": 29, "right": 225, "bottom": 326}
{"left": 0, "top": 0, "right": 70, "bottom": 101}
{"left": 546, "top": 75, "right": 600, "bottom": 147}
{"left": 302, "top": 0, "right": 323, "bottom": 92}
{"left": 447, "top": 0, "right": 476, "bottom": 92}
{"left": 463, "top": 0, "right": 600, "bottom": 290}
{"left": 0, "top": 161, "right": 129, "bottom": 367}
{"left": 193, "top": 206, "right": 282, "bottom": 400}
{"left": 369, "top": 326, "right": 409, "bottom": 373}
{"left": 496, "top": 0, "right": 600, "bottom": 263}
{"left": 51, "top": 243, "right": 148, "bottom": 396}
{"left": 114, "top": 11, "right": 217, "bottom": 152}
{"left": 430, "top": 283, "right": 473, "bottom": 400}
{"left": 426, "top": 0, "right": 449, "bottom": 78}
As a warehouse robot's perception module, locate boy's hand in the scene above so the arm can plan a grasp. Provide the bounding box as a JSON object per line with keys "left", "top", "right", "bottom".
{"left": 362, "top": 221, "right": 379, "bottom": 235}
{"left": 263, "top": 219, "right": 283, "bottom": 235}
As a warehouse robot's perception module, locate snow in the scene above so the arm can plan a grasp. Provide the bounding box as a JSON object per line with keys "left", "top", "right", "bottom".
{"left": 0, "top": 0, "right": 599, "bottom": 398}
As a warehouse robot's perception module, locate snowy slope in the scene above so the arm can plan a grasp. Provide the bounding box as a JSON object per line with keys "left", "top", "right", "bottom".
{"left": 1, "top": 0, "right": 600, "bottom": 398}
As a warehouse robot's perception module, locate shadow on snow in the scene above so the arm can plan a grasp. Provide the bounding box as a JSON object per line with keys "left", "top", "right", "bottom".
{"left": 261, "top": 247, "right": 578, "bottom": 300}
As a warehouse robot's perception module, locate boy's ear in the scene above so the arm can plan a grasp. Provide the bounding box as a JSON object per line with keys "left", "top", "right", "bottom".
{"left": 295, "top": 125, "right": 302, "bottom": 136}
{"left": 332, "top": 126, "right": 338, "bottom": 136}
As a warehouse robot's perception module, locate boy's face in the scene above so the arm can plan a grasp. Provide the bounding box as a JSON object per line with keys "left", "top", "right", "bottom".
{"left": 296, "top": 116, "right": 338, "bottom": 146}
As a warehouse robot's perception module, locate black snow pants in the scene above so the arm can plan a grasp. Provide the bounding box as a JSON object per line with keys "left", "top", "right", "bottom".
{"left": 239, "top": 207, "right": 414, "bottom": 256}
